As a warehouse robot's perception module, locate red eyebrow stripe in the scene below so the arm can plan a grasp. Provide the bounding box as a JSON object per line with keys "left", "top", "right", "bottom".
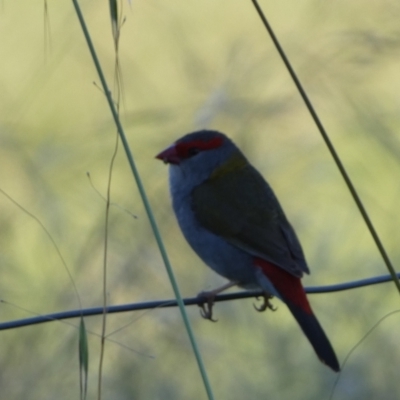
{"left": 176, "top": 137, "right": 224, "bottom": 157}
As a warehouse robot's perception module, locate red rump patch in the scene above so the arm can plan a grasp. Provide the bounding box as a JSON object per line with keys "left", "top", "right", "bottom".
{"left": 175, "top": 137, "right": 224, "bottom": 159}
{"left": 255, "top": 257, "right": 313, "bottom": 314}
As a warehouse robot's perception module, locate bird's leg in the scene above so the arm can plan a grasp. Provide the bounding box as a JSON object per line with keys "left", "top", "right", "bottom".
{"left": 197, "top": 281, "right": 238, "bottom": 322}
{"left": 253, "top": 293, "right": 276, "bottom": 313}
{"left": 197, "top": 293, "right": 217, "bottom": 322}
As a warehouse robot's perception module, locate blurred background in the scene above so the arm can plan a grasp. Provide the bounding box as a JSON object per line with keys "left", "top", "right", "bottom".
{"left": 1, "top": 0, "right": 400, "bottom": 398}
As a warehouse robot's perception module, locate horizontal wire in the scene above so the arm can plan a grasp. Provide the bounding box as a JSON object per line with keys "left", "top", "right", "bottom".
{"left": 0, "top": 272, "right": 398, "bottom": 331}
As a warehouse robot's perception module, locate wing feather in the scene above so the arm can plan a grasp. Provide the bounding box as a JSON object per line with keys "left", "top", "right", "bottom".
{"left": 192, "top": 160, "right": 309, "bottom": 277}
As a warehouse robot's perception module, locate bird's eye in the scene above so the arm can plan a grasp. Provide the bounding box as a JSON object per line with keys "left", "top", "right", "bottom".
{"left": 187, "top": 147, "right": 200, "bottom": 157}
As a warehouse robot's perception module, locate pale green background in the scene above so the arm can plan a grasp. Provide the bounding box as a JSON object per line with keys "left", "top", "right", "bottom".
{"left": 0, "top": 1, "right": 400, "bottom": 399}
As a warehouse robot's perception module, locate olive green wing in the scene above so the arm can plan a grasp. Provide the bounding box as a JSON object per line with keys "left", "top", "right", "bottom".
{"left": 192, "top": 163, "right": 309, "bottom": 278}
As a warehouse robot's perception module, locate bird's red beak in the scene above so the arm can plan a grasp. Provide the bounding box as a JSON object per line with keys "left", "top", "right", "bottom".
{"left": 155, "top": 144, "right": 181, "bottom": 165}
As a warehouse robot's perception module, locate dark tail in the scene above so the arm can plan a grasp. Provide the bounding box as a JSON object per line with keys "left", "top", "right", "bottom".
{"left": 287, "top": 302, "right": 340, "bottom": 372}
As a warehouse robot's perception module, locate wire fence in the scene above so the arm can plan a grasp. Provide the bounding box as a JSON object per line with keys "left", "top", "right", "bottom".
{"left": 0, "top": 272, "right": 398, "bottom": 331}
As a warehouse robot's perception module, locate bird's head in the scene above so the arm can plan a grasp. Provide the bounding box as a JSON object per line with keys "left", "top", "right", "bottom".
{"left": 156, "top": 130, "right": 245, "bottom": 192}
{"left": 156, "top": 130, "right": 228, "bottom": 164}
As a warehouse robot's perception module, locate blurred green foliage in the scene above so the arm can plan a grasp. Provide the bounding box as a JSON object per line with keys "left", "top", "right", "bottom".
{"left": 0, "top": 0, "right": 400, "bottom": 399}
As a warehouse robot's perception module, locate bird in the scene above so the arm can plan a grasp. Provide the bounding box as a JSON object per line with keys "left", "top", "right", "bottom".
{"left": 156, "top": 129, "right": 340, "bottom": 372}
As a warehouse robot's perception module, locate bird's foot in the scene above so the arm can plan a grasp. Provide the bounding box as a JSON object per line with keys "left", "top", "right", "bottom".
{"left": 253, "top": 294, "right": 276, "bottom": 313}
{"left": 197, "top": 291, "right": 218, "bottom": 322}
{"left": 196, "top": 281, "right": 238, "bottom": 322}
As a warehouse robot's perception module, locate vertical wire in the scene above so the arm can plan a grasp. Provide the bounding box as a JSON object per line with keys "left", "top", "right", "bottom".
{"left": 71, "top": 2, "right": 215, "bottom": 398}
{"left": 250, "top": 0, "right": 400, "bottom": 293}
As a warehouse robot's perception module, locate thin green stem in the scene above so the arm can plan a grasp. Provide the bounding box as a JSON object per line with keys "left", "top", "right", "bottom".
{"left": 71, "top": 2, "right": 214, "bottom": 399}
{"left": 0, "top": 188, "right": 83, "bottom": 310}
{"left": 97, "top": 133, "right": 119, "bottom": 400}
{"left": 250, "top": 0, "right": 400, "bottom": 294}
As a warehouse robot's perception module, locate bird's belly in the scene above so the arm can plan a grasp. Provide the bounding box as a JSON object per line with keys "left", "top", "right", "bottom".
{"left": 175, "top": 204, "right": 259, "bottom": 288}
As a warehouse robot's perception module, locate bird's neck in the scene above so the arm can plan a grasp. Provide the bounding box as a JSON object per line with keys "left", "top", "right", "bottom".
{"left": 209, "top": 152, "right": 247, "bottom": 181}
